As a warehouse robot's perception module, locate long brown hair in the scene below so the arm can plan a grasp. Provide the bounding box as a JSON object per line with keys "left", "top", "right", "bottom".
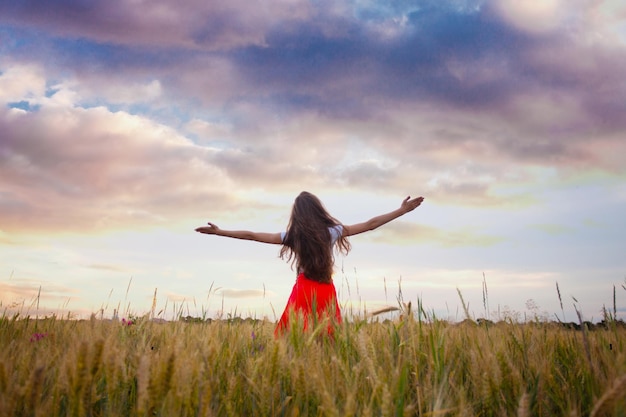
{"left": 280, "top": 191, "right": 351, "bottom": 283}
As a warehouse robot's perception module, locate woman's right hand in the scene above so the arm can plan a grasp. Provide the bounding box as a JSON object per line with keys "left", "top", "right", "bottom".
{"left": 195, "top": 222, "right": 220, "bottom": 234}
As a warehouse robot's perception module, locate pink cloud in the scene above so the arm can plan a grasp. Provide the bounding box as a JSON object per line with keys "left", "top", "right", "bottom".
{"left": 0, "top": 0, "right": 313, "bottom": 50}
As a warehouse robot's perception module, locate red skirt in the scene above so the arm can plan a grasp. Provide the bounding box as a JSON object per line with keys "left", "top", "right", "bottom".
{"left": 275, "top": 273, "right": 342, "bottom": 336}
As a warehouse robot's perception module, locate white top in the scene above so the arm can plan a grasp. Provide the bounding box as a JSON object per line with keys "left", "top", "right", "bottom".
{"left": 280, "top": 225, "right": 343, "bottom": 245}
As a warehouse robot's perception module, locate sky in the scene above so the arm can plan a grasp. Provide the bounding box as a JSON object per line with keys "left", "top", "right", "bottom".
{"left": 1, "top": 0, "right": 625, "bottom": 323}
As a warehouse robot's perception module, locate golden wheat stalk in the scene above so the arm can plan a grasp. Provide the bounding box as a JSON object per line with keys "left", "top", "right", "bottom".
{"left": 590, "top": 373, "right": 626, "bottom": 417}
{"left": 517, "top": 392, "right": 530, "bottom": 417}
{"left": 367, "top": 306, "right": 400, "bottom": 317}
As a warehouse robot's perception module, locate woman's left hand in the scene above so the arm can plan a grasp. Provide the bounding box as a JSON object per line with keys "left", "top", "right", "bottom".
{"left": 401, "top": 196, "right": 424, "bottom": 213}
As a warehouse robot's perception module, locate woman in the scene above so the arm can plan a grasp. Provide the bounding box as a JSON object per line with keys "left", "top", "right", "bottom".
{"left": 195, "top": 191, "right": 424, "bottom": 334}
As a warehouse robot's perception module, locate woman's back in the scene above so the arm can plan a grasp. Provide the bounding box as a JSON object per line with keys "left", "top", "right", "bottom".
{"left": 280, "top": 192, "right": 350, "bottom": 283}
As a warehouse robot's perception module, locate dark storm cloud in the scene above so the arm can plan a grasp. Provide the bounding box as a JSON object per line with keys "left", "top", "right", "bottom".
{"left": 1, "top": 1, "right": 528, "bottom": 111}
{"left": 231, "top": 4, "right": 531, "bottom": 112}
{"left": 3, "top": 0, "right": 624, "bottom": 132}
{"left": 0, "top": 0, "right": 308, "bottom": 50}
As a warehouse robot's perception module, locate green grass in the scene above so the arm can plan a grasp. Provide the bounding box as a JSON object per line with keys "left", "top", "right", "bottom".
{"left": 2, "top": 309, "right": 626, "bottom": 416}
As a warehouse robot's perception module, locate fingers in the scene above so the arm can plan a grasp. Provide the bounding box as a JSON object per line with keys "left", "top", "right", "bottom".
{"left": 403, "top": 195, "right": 424, "bottom": 211}
{"left": 404, "top": 196, "right": 424, "bottom": 204}
{"left": 195, "top": 222, "right": 218, "bottom": 234}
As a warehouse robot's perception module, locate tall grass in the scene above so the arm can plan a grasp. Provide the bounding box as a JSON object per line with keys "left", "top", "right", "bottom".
{"left": 2, "top": 304, "right": 626, "bottom": 416}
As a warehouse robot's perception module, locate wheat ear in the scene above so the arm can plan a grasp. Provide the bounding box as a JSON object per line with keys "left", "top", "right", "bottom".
{"left": 590, "top": 373, "right": 626, "bottom": 417}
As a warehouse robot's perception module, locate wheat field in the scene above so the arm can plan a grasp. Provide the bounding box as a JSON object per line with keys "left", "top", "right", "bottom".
{"left": 2, "top": 300, "right": 626, "bottom": 417}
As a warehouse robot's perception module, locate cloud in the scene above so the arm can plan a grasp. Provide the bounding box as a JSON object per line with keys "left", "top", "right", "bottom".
{"left": 0, "top": 230, "right": 22, "bottom": 245}
{"left": 228, "top": 3, "right": 626, "bottom": 143}
{"left": 217, "top": 288, "right": 267, "bottom": 299}
{"left": 84, "top": 79, "right": 163, "bottom": 106}
{"left": 531, "top": 223, "right": 572, "bottom": 236}
{"left": 164, "top": 292, "right": 192, "bottom": 303}
{"left": 0, "top": 0, "right": 312, "bottom": 50}
{"left": 339, "top": 160, "right": 398, "bottom": 187}
{"left": 4, "top": 1, "right": 625, "bottom": 124}
{"left": 493, "top": 0, "right": 568, "bottom": 34}
{"left": 369, "top": 221, "right": 503, "bottom": 247}
{"left": 230, "top": 4, "right": 530, "bottom": 114}
{"left": 0, "top": 70, "right": 239, "bottom": 233}
{"left": 0, "top": 279, "right": 79, "bottom": 304}
{"left": 184, "top": 119, "right": 233, "bottom": 145}
{"left": 84, "top": 263, "right": 129, "bottom": 273}
{"left": 1, "top": 0, "right": 626, "bottom": 235}
{"left": 0, "top": 64, "right": 46, "bottom": 102}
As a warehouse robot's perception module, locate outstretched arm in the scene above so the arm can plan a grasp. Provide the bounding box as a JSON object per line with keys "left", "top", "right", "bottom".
{"left": 195, "top": 222, "right": 282, "bottom": 244}
{"left": 343, "top": 196, "right": 424, "bottom": 237}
